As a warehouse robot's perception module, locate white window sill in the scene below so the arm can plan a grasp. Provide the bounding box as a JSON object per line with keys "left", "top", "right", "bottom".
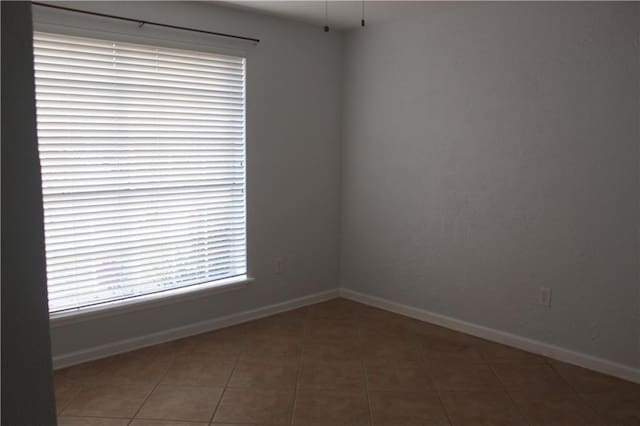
{"left": 49, "top": 275, "right": 254, "bottom": 328}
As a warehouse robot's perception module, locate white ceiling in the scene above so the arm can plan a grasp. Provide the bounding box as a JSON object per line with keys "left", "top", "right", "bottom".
{"left": 217, "top": 1, "right": 442, "bottom": 30}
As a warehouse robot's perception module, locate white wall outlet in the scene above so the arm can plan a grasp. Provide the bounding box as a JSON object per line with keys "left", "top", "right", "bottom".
{"left": 539, "top": 287, "right": 552, "bottom": 307}
{"left": 274, "top": 257, "right": 285, "bottom": 274}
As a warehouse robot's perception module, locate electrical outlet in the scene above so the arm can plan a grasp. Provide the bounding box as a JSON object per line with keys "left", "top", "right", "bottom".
{"left": 539, "top": 287, "right": 552, "bottom": 307}
{"left": 274, "top": 257, "right": 285, "bottom": 274}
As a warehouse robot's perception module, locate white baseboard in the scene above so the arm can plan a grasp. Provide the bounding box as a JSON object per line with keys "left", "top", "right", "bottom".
{"left": 54, "top": 286, "right": 640, "bottom": 385}
{"left": 339, "top": 288, "right": 640, "bottom": 384}
{"left": 53, "top": 289, "right": 340, "bottom": 369}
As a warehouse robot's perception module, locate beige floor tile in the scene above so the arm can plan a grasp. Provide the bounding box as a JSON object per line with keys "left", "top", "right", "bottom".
{"left": 580, "top": 391, "right": 640, "bottom": 426}
{"left": 269, "top": 306, "right": 311, "bottom": 323}
{"left": 211, "top": 424, "right": 272, "bottom": 426}
{"left": 228, "top": 359, "right": 298, "bottom": 389}
{"left": 54, "top": 376, "right": 82, "bottom": 414}
{"left": 429, "top": 361, "right": 503, "bottom": 392}
{"left": 62, "top": 383, "right": 152, "bottom": 418}
{"left": 55, "top": 358, "right": 113, "bottom": 386}
{"left": 292, "top": 389, "right": 370, "bottom": 426}
{"left": 130, "top": 420, "right": 208, "bottom": 426}
{"left": 422, "top": 333, "right": 485, "bottom": 362}
{"left": 243, "top": 314, "right": 307, "bottom": 339}
{"left": 212, "top": 388, "right": 294, "bottom": 424}
{"left": 510, "top": 391, "right": 605, "bottom": 425}
{"left": 365, "top": 360, "right": 434, "bottom": 391}
{"left": 57, "top": 417, "right": 129, "bottom": 426}
{"left": 307, "top": 299, "right": 362, "bottom": 320}
{"left": 242, "top": 336, "right": 301, "bottom": 361}
{"left": 368, "top": 391, "right": 450, "bottom": 426}
{"left": 306, "top": 318, "right": 360, "bottom": 340}
{"left": 104, "top": 350, "right": 174, "bottom": 386}
{"left": 357, "top": 305, "right": 406, "bottom": 323}
{"left": 475, "top": 340, "right": 547, "bottom": 364}
{"left": 301, "top": 337, "right": 364, "bottom": 362}
{"left": 363, "top": 326, "right": 425, "bottom": 344}
{"left": 550, "top": 361, "right": 640, "bottom": 393}
{"left": 439, "top": 391, "right": 525, "bottom": 426}
{"left": 361, "top": 338, "right": 425, "bottom": 363}
{"left": 179, "top": 329, "right": 246, "bottom": 356}
{"left": 162, "top": 353, "right": 236, "bottom": 387}
{"left": 128, "top": 343, "right": 182, "bottom": 361}
{"left": 136, "top": 384, "right": 222, "bottom": 422}
{"left": 298, "top": 360, "right": 366, "bottom": 390}
{"left": 492, "top": 363, "right": 573, "bottom": 393}
{"left": 415, "top": 322, "right": 464, "bottom": 338}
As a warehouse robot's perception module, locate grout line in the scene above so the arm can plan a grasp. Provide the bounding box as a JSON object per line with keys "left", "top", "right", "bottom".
{"left": 128, "top": 355, "right": 172, "bottom": 422}
{"left": 208, "top": 337, "right": 244, "bottom": 425}
{"left": 207, "top": 382, "right": 229, "bottom": 425}
{"left": 431, "top": 390, "right": 454, "bottom": 426}
{"left": 55, "top": 359, "right": 114, "bottom": 416}
{"left": 547, "top": 360, "right": 608, "bottom": 422}
{"left": 289, "top": 305, "right": 312, "bottom": 425}
{"left": 57, "top": 414, "right": 132, "bottom": 420}
{"left": 421, "top": 348, "right": 454, "bottom": 426}
{"left": 355, "top": 309, "right": 374, "bottom": 426}
{"left": 56, "top": 388, "right": 83, "bottom": 416}
{"left": 486, "top": 362, "right": 532, "bottom": 426}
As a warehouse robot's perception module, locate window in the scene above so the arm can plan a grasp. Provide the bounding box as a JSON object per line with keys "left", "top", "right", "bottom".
{"left": 33, "top": 31, "right": 247, "bottom": 314}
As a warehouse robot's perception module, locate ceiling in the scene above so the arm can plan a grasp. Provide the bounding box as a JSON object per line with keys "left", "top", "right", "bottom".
{"left": 217, "top": 1, "right": 441, "bottom": 30}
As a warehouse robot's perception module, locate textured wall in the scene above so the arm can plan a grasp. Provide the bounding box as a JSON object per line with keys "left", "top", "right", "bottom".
{"left": 46, "top": 1, "right": 343, "bottom": 358}
{"left": 341, "top": 2, "right": 640, "bottom": 368}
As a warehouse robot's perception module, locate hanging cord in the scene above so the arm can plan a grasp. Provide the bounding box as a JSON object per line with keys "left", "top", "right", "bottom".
{"left": 324, "top": 0, "right": 330, "bottom": 32}
{"left": 361, "top": 0, "right": 366, "bottom": 27}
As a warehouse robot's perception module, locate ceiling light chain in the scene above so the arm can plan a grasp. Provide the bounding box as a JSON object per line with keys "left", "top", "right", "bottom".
{"left": 324, "top": 0, "right": 330, "bottom": 32}
{"left": 323, "top": 1, "right": 365, "bottom": 32}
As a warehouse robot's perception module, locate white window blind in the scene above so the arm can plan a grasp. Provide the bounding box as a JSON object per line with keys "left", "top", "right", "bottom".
{"left": 33, "top": 31, "right": 247, "bottom": 314}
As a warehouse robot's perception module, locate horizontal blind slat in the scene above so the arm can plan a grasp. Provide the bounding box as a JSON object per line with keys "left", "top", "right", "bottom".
{"left": 46, "top": 222, "right": 245, "bottom": 263}
{"left": 45, "top": 207, "right": 245, "bottom": 234}
{"left": 48, "top": 269, "right": 247, "bottom": 311}
{"left": 48, "top": 254, "right": 246, "bottom": 291}
{"left": 43, "top": 185, "right": 243, "bottom": 202}
{"left": 34, "top": 75, "right": 244, "bottom": 96}
{"left": 34, "top": 49, "right": 245, "bottom": 74}
{"left": 48, "top": 266, "right": 247, "bottom": 306}
{"left": 45, "top": 214, "right": 245, "bottom": 247}
{"left": 33, "top": 34, "right": 244, "bottom": 65}
{"left": 44, "top": 191, "right": 243, "bottom": 210}
{"left": 44, "top": 196, "right": 244, "bottom": 217}
{"left": 46, "top": 232, "right": 246, "bottom": 269}
{"left": 48, "top": 245, "right": 246, "bottom": 281}
{"left": 41, "top": 159, "right": 244, "bottom": 168}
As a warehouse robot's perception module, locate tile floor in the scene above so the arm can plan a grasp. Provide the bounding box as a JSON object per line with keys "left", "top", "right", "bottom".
{"left": 55, "top": 298, "right": 640, "bottom": 426}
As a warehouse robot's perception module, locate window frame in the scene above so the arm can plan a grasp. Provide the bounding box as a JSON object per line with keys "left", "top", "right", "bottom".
{"left": 32, "top": 12, "right": 255, "bottom": 323}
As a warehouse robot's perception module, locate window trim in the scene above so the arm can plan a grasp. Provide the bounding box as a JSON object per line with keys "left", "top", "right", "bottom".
{"left": 33, "top": 26, "right": 253, "bottom": 319}
{"left": 49, "top": 275, "right": 254, "bottom": 327}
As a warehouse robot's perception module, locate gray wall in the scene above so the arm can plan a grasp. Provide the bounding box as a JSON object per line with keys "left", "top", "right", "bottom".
{"left": 1, "top": 2, "right": 57, "bottom": 424}
{"left": 340, "top": 2, "right": 640, "bottom": 368}
{"left": 49, "top": 1, "right": 343, "bottom": 358}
